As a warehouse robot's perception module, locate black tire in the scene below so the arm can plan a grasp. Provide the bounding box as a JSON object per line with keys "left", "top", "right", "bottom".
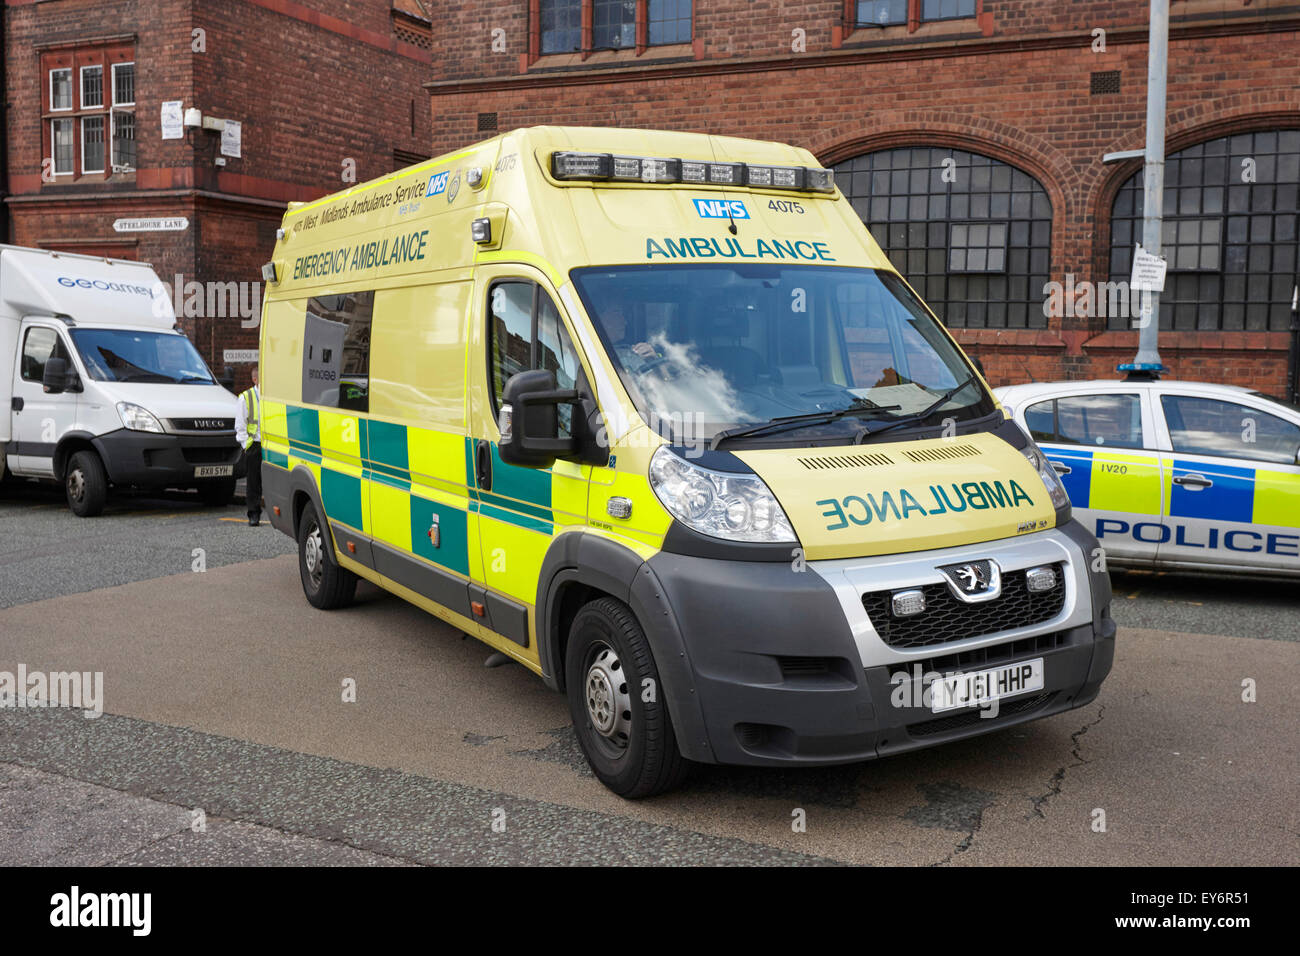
{"left": 197, "top": 477, "right": 236, "bottom": 507}
{"left": 297, "top": 500, "right": 357, "bottom": 609}
{"left": 65, "top": 451, "right": 108, "bottom": 517}
{"left": 565, "top": 597, "right": 690, "bottom": 798}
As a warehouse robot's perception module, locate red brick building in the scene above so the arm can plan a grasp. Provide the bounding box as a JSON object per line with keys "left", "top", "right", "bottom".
{"left": 2, "top": 0, "right": 434, "bottom": 388}
{"left": 423, "top": 0, "right": 1300, "bottom": 400}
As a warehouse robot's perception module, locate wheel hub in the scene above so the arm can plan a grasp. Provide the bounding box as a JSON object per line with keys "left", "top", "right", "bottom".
{"left": 304, "top": 526, "right": 324, "bottom": 587}
{"left": 584, "top": 644, "right": 631, "bottom": 746}
{"left": 67, "top": 470, "right": 84, "bottom": 502}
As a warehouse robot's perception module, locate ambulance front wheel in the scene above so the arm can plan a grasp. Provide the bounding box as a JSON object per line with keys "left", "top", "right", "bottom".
{"left": 297, "top": 500, "right": 358, "bottom": 610}
{"left": 565, "top": 597, "right": 690, "bottom": 798}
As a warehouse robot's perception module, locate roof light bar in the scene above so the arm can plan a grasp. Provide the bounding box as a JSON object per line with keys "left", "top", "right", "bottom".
{"left": 549, "top": 151, "right": 836, "bottom": 194}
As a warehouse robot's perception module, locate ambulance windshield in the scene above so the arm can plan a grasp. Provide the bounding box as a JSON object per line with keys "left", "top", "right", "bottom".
{"left": 571, "top": 264, "right": 993, "bottom": 446}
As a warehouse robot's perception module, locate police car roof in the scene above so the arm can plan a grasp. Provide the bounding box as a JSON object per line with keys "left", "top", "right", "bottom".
{"left": 994, "top": 378, "right": 1262, "bottom": 401}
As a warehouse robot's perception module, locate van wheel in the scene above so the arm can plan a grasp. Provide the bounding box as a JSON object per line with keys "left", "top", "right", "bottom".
{"left": 197, "top": 477, "right": 236, "bottom": 507}
{"left": 297, "top": 501, "right": 357, "bottom": 609}
{"left": 565, "top": 597, "right": 689, "bottom": 798}
{"left": 65, "top": 451, "right": 108, "bottom": 517}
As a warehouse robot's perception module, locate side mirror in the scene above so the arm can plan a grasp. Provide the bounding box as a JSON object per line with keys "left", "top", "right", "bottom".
{"left": 42, "top": 357, "right": 73, "bottom": 394}
{"left": 219, "top": 367, "right": 236, "bottom": 390}
{"left": 498, "top": 368, "right": 580, "bottom": 468}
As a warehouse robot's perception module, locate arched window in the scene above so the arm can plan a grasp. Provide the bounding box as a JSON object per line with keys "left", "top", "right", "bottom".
{"left": 1108, "top": 130, "right": 1300, "bottom": 331}
{"left": 833, "top": 147, "right": 1053, "bottom": 329}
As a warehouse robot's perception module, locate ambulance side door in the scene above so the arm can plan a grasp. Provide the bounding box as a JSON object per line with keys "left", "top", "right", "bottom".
{"left": 1024, "top": 390, "right": 1165, "bottom": 564}
{"left": 468, "top": 267, "right": 593, "bottom": 656}
{"left": 1154, "top": 391, "right": 1300, "bottom": 573}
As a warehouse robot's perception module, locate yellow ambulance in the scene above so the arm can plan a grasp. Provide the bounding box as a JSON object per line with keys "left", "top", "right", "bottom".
{"left": 258, "top": 126, "right": 1116, "bottom": 797}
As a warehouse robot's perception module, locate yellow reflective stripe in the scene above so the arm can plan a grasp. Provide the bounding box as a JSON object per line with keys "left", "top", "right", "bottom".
{"left": 1253, "top": 469, "right": 1300, "bottom": 528}
{"left": 318, "top": 410, "right": 361, "bottom": 466}
{"left": 368, "top": 480, "right": 413, "bottom": 552}
{"left": 1088, "top": 451, "right": 1162, "bottom": 514}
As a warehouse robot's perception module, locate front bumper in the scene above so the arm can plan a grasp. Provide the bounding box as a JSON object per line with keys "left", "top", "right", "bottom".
{"left": 643, "top": 519, "right": 1114, "bottom": 766}
{"left": 93, "top": 428, "right": 243, "bottom": 488}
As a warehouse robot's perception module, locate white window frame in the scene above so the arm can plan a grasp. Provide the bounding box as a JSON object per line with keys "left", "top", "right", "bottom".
{"left": 81, "top": 115, "right": 106, "bottom": 174}
{"left": 50, "top": 118, "right": 75, "bottom": 175}
{"left": 49, "top": 68, "right": 73, "bottom": 111}
{"left": 111, "top": 110, "right": 136, "bottom": 171}
{"left": 111, "top": 62, "right": 135, "bottom": 107}
{"left": 80, "top": 64, "right": 104, "bottom": 109}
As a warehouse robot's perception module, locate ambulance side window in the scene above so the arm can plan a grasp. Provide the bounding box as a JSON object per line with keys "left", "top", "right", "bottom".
{"left": 302, "top": 291, "right": 373, "bottom": 412}
{"left": 20, "top": 327, "right": 72, "bottom": 383}
{"left": 1162, "top": 395, "right": 1300, "bottom": 465}
{"left": 489, "top": 281, "right": 582, "bottom": 439}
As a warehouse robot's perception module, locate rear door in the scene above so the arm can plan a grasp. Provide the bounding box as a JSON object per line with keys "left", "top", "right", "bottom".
{"left": 1154, "top": 391, "right": 1300, "bottom": 573}
{"left": 10, "top": 322, "right": 78, "bottom": 477}
{"left": 1024, "top": 390, "right": 1165, "bottom": 563}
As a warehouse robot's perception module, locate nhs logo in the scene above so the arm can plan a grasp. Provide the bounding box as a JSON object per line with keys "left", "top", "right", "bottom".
{"left": 693, "top": 198, "right": 749, "bottom": 220}
{"left": 426, "top": 171, "right": 450, "bottom": 197}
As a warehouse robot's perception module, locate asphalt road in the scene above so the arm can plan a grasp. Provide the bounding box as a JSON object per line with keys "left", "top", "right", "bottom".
{"left": 1, "top": 480, "right": 1296, "bottom": 865}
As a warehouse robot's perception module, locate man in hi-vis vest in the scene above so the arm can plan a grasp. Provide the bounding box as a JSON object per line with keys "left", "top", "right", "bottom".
{"left": 235, "top": 366, "right": 263, "bottom": 526}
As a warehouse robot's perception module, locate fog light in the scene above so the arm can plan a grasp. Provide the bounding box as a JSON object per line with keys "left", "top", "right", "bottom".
{"left": 891, "top": 588, "right": 926, "bottom": 617}
{"left": 1025, "top": 565, "right": 1057, "bottom": 592}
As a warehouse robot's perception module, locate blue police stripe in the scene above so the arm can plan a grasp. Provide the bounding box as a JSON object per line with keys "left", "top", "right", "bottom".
{"left": 1042, "top": 445, "right": 1092, "bottom": 509}
{"left": 1169, "top": 460, "right": 1254, "bottom": 523}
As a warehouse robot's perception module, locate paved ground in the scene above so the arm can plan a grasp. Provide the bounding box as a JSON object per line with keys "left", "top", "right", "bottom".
{"left": 1, "top": 481, "right": 1296, "bottom": 865}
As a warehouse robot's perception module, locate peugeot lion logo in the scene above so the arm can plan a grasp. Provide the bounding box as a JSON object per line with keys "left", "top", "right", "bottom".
{"left": 938, "top": 559, "right": 1002, "bottom": 603}
{"left": 954, "top": 564, "right": 986, "bottom": 592}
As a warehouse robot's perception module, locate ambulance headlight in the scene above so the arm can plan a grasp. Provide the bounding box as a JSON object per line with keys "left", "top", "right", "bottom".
{"left": 117, "top": 402, "right": 165, "bottom": 434}
{"left": 1022, "top": 444, "right": 1070, "bottom": 513}
{"left": 649, "top": 446, "right": 796, "bottom": 543}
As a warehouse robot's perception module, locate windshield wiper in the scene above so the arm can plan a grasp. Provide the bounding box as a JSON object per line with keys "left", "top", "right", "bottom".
{"left": 177, "top": 374, "right": 213, "bottom": 384}
{"left": 854, "top": 375, "right": 981, "bottom": 443}
{"left": 711, "top": 400, "right": 902, "bottom": 449}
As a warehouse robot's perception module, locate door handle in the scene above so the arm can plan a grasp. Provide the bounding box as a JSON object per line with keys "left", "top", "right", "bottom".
{"left": 475, "top": 439, "right": 492, "bottom": 493}
{"left": 1173, "top": 473, "right": 1212, "bottom": 489}
{"left": 11, "top": 397, "right": 23, "bottom": 412}
{"left": 1050, "top": 461, "right": 1071, "bottom": 475}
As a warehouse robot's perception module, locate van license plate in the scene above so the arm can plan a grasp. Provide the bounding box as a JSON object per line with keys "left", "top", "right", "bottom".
{"left": 931, "top": 658, "right": 1044, "bottom": 713}
{"left": 194, "top": 465, "right": 234, "bottom": 478}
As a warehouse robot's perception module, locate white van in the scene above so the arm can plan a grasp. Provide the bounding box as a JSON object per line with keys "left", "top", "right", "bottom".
{"left": 1, "top": 245, "right": 242, "bottom": 516}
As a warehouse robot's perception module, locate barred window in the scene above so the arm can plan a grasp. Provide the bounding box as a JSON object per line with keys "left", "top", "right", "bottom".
{"left": 112, "top": 111, "right": 136, "bottom": 170}
{"left": 82, "top": 116, "right": 106, "bottom": 174}
{"left": 540, "top": 0, "right": 582, "bottom": 54}
{"left": 648, "top": 0, "right": 692, "bottom": 44}
{"left": 112, "top": 62, "right": 135, "bottom": 106}
{"left": 1108, "top": 130, "right": 1300, "bottom": 331}
{"left": 593, "top": 0, "right": 636, "bottom": 50}
{"left": 81, "top": 66, "right": 103, "bottom": 108}
{"left": 858, "top": 0, "right": 908, "bottom": 26}
{"left": 51, "top": 119, "right": 75, "bottom": 174}
{"left": 50, "top": 69, "right": 72, "bottom": 110}
{"left": 834, "top": 147, "right": 1053, "bottom": 329}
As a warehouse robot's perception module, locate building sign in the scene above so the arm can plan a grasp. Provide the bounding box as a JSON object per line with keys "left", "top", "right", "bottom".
{"left": 113, "top": 217, "right": 190, "bottom": 233}
{"left": 161, "top": 101, "right": 184, "bottom": 140}
{"left": 1131, "top": 244, "right": 1169, "bottom": 293}
{"left": 221, "top": 120, "right": 242, "bottom": 159}
{"left": 222, "top": 349, "right": 258, "bottom": 364}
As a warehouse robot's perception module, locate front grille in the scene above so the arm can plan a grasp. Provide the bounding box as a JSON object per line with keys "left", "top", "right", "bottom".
{"left": 170, "top": 418, "right": 234, "bottom": 432}
{"left": 864, "top": 562, "right": 1066, "bottom": 649}
{"left": 907, "top": 692, "right": 1055, "bottom": 738}
{"left": 181, "top": 446, "right": 237, "bottom": 464}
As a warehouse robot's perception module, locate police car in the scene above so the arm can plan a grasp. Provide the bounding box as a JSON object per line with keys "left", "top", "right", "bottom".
{"left": 995, "top": 379, "right": 1300, "bottom": 577}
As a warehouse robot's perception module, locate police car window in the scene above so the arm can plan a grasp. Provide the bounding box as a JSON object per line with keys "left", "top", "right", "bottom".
{"left": 20, "top": 327, "right": 71, "bottom": 383}
{"left": 302, "top": 291, "right": 373, "bottom": 412}
{"left": 1162, "top": 395, "right": 1300, "bottom": 465}
{"left": 1055, "top": 394, "right": 1143, "bottom": 449}
{"left": 1024, "top": 399, "right": 1055, "bottom": 442}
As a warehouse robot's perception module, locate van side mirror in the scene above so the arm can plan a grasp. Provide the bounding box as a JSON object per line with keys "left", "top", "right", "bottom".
{"left": 42, "top": 357, "right": 75, "bottom": 394}
{"left": 498, "top": 368, "right": 580, "bottom": 468}
{"left": 219, "top": 367, "right": 236, "bottom": 390}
